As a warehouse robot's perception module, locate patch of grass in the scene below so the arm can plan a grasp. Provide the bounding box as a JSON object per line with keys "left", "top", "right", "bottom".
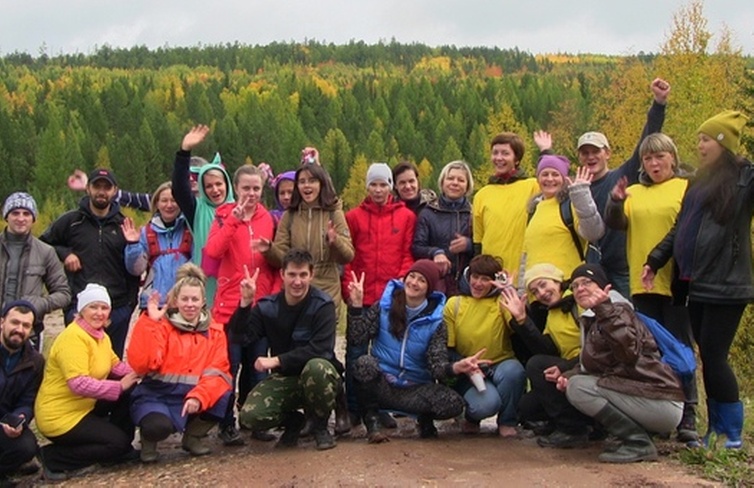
{"left": 678, "top": 440, "right": 754, "bottom": 487}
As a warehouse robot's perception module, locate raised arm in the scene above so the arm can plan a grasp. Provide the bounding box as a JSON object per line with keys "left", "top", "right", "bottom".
{"left": 568, "top": 166, "right": 605, "bottom": 242}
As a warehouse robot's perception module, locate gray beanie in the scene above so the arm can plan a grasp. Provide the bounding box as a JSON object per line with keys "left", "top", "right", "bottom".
{"left": 366, "top": 163, "right": 393, "bottom": 190}
{"left": 3, "top": 192, "right": 38, "bottom": 221}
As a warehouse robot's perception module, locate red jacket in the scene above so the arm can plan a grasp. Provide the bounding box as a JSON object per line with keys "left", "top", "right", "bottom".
{"left": 343, "top": 195, "right": 415, "bottom": 306}
{"left": 204, "top": 203, "right": 278, "bottom": 324}
{"left": 127, "top": 313, "right": 232, "bottom": 412}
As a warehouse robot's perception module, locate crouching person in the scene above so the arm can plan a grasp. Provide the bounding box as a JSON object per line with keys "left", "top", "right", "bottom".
{"left": 229, "top": 249, "right": 342, "bottom": 451}
{"left": 558, "top": 264, "right": 683, "bottom": 463}
{"left": 127, "top": 263, "right": 232, "bottom": 463}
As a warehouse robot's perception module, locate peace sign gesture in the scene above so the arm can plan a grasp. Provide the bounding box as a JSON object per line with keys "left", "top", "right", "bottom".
{"left": 146, "top": 291, "right": 167, "bottom": 321}
{"left": 348, "top": 271, "right": 365, "bottom": 308}
{"left": 452, "top": 348, "right": 493, "bottom": 375}
{"left": 240, "top": 265, "right": 260, "bottom": 307}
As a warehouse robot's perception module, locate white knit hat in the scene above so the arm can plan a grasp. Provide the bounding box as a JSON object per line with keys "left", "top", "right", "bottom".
{"left": 77, "top": 284, "right": 111, "bottom": 312}
{"left": 366, "top": 163, "right": 393, "bottom": 190}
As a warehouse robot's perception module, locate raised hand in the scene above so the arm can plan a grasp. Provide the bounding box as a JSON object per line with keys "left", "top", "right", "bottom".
{"left": 121, "top": 217, "right": 141, "bottom": 243}
{"left": 300, "top": 146, "right": 320, "bottom": 166}
{"left": 67, "top": 169, "right": 88, "bottom": 191}
{"left": 533, "top": 130, "right": 553, "bottom": 152}
{"left": 641, "top": 265, "right": 656, "bottom": 291}
{"left": 499, "top": 286, "right": 526, "bottom": 323}
{"left": 181, "top": 397, "right": 201, "bottom": 417}
{"left": 566, "top": 166, "right": 593, "bottom": 188}
{"left": 348, "top": 270, "right": 365, "bottom": 308}
{"left": 251, "top": 237, "right": 272, "bottom": 253}
{"left": 452, "top": 348, "right": 492, "bottom": 375}
{"left": 326, "top": 220, "right": 338, "bottom": 245}
{"left": 232, "top": 194, "right": 250, "bottom": 221}
{"left": 576, "top": 283, "right": 612, "bottom": 310}
{"left": 651, "top": 78, "right": 671, "bottom": 105}
{"left": 240, "top": 265, "right": 260, "bottom": 307}
{"left": 181, "top": 125, "right": 210, "bottom": 152}
{"left": 146, "top": 291, "right": 167, "bottom": 321}
{"left": 610, "top": 176, "right": 629, "bottom": 202}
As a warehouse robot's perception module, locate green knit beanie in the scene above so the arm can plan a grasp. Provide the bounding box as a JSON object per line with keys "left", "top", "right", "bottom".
{"left": 698, "top": 110, "right": 748, "bottom": 154}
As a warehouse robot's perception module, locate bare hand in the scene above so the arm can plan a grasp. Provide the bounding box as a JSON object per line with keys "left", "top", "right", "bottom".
{"left": 232, "top": 194, "right": 251, "bottom": 221}
{"left": 120, "top": 372, "right": 140, "bottom": 391}
{"left": 1, "top": 416, "right": 24, "bottom": 438}
{"left": 499, "top": 286, "right": 526, "bottom": 322}
{"left": 181, "top": 125, "right": 210, "bottom": 152}
{"left": 146, "top": 291, "right": 167, "bottom": 321}
{"left": 576, "top": 284, "right": 612, "bottom": 310}
{"left": 240, "top": 265, "right": 260, "bottom": 307}
{"left": 610, "top": 176, "right": 629, "bottom": 202}
{"left": 448, "top": 233, "right": 468, "bottom": 255}
{"left": 64, "top": 253, "right": 82, "bottom": 272}
{"left": 326, "top": 220, "right": 338, "bottom": 245}
{"left": 121, "top": 217, "right": 141, "bottom": 243}
{"left": 651, "top": 78, "right": 671, "bottom": 105}
{"left": 566, "top": 166, "right": 593, "bottom": 188}
{"left": 251, "top": 237, "right": 272, "bottom": 253}
{"left": 641, "top": 265, "right": 655, "bottom": 291}
{"left": 254, "top": 356, "right": 280, "bottom": 372}
{"left": 533, "top": 130, "right": 553, "bottom": 152}
{"left": 556, "top": 375, "right": 569, "bottom": 392}
{"left": 452, "top": 348, "right": 492, "bottom": 375}
{"left": 543, "top": 365, "right": 562, "bottom": 383}
{"left": 67, "top": 169, "right": 88, "bottom": 191}
{"left": 433, "top": 253, "right": 451, "bottom": 277}
{"left": 301, "top": 146, "right": 320, "bottom": 166}
{"left": 181, "top": 397, "right": 201, "bottom": 416}
{"left": 347, "top": 270, "right": 365, "bottom": 308}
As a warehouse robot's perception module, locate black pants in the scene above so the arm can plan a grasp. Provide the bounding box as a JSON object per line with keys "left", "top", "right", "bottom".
{"left": 0, "top": 427, "right": 38, "bottom": 475}
{"left": 524, "top": 354, "right": 590, "bottom": 434}
{"left": 687, "top": 301, "right": 746, "bottom": 403}
{"left": 41, "top": 397, "right": 134, "bottom": 472}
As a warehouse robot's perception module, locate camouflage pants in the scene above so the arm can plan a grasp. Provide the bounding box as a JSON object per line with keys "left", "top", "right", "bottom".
{"left": 238, "top": 358, "right": 340, "bottom": 430}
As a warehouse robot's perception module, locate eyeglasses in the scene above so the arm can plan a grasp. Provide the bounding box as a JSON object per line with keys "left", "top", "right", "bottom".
{"left": 570, "top": 278, "right": 595, "bottom": 291}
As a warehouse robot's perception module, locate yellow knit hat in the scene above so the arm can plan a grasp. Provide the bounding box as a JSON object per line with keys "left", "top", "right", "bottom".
{"left": 698, "top": 110, "right": 748, "bottom": 154}
{"left": 524, "top": 263, "right": 565, "bottom": 290}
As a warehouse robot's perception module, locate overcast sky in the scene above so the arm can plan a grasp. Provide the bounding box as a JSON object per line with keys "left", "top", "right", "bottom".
{"left": 1, "top": 1, "right": 752, "bottom": 57}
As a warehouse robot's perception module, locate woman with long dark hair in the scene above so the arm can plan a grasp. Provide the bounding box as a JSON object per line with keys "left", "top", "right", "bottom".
{"left": 644, "top": 110, "right": 750, "bottom": 448}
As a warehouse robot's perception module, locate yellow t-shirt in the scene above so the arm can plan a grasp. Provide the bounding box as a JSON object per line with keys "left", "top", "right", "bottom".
{"left": 34, "top": 322, "right": 120, "bottom": 438}
{"left": 523, "top": 197, "right": 584, "bottom": 277}
{"left": 444, "top": 295, "right": 514, "bottom": 364}
{"left": 473, "top": 178, "right": 540, "bottom": 285}
{"left": 543, "top": 304, "right": 581, "bottom": 360}
{"left": 624, "top": 178, "right": 688, "bottom": 297}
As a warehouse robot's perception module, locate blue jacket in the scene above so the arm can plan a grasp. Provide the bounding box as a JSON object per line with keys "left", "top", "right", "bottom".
{"left": 0, "top": 342, "right": 44, "bottom": 421}
{"left": 125, "top": 214, "right": 192, "bottom": 308}
{"left": 371, "top": 280, "right": 446, "bottom": 387}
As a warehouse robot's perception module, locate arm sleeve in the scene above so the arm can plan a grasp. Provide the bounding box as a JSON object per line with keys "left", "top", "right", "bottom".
{"left": 603, "top": 195, "right": 629, "bottom": 231}
{"left": 39, "top": 215, "right": 73, "bottom": 262}
{"left": 227, "top": 304, "right": 264, "bottom": 346}
{"left": 426, "top": 324, "right": 452, "bottom": 381}
{"left": 509, "top": 316, "right": 560, "bottom": 357}
{"left": 646, "top": 222, "right": 677, "bottom": 272}
{"left": 203, "top": 211, "right": 239, "bottom": 260}
{"left": 124, "top": 228, "right": 149, "bottom": 277}
{"left": 617, "top": 101, "right": 666, "bottom": 184}
{"left": 116, "top": 190, "right": 151, "bottom": 212}
{"left": 67, "top": 376, "right": 122, "bottom": 401}
{"left": 346, "top": 303, "right": 380, "bottom": 347}
{"left": 23, "top": 246, "right": 71, "bottom": 316}
{"left": 277, "top": 301, "right": 337, "bottom": 376}
{"left": 126, "top": 313, "right": 170, "bottom": 375}
{"left": 264, "top": 212, "right": 291, "bottom": 267}
{"left": 472, "top": 194, "right": 484, "bottom": 254}
{"left": 569, "top": 183, "right": 605, "bottom": 241}
{"left": 411, "top": 210, "right": 439, "bottom": 259}
{"left": 11, "top": 361, "right": 43, "bottom": 421}
{"left": 188, "top": 328, "right": 233, "bottom": 411}
{"left": 592, "top": 302, "right": 641, "bottom": 364}
{"left": 328, "top": 209, "right": 355, "bottom": 265}
{"left": 399, "top": 212, "right": 416, "bottom": 275}
{"left": 172, "top": 150, "right": 197, "bottom": 227}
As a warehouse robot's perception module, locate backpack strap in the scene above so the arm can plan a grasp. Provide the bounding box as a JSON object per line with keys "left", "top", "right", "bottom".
{"left": 147, "top": 224, "right": 193, "bottom": 266}
{"left": 559, "top": 199, "right": 585, "bottom": 261}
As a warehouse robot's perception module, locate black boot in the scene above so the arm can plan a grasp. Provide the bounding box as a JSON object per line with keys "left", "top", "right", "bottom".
{"left": 417, "top": 414, "right": 438, "bottom": 438}
{"left": 313, "top": 417, "right": 336, "bottom": 450}
{"left": 676, "top": 402, "right": 700, "bottom": 446}
{"left": 594, "top": 404, "right": 657, "bottom": 463}
{"left": 334, "top": 382, "right": 352, "bottom": 435}
{"left": 363, "top": 411, "right": 389, "bottom": 444}
{"left": 276, "top": 411, "right": 305, "bottom": 449}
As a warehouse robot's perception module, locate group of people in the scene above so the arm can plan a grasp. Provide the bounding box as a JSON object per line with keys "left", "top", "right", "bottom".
{"left": 0, "top": 75, "right": 751, "bottom": 483}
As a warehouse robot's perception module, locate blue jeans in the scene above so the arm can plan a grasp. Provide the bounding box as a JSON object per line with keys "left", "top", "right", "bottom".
{"left": 457, "top": 359, "right": 526, "bottom": 426}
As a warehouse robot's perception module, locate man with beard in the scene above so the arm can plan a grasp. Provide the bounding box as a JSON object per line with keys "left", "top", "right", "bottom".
{"left": 0, "top": 301, "right": 45, "bottom": 482}
{"left": 41, "top": 169, "right": 140, "bottom": 357}
{"left": 0, "top": 192, "right": 70, "bottom": 350}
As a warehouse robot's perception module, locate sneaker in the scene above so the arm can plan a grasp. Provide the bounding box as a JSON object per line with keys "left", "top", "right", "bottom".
{"left": 537, "top": 430, "right": 589, "bottom": 449}
{"left": 218, "top": 424, "right": 245, "bottom": 446}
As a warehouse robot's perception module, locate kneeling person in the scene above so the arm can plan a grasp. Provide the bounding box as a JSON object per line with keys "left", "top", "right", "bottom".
{"left": 229, "top": 249, "right": 342, "bottom": 450}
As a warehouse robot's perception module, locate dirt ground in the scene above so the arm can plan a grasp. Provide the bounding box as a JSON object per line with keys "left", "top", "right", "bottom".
{"left": 16, "top": 313, "right": 716, "bottom": 487}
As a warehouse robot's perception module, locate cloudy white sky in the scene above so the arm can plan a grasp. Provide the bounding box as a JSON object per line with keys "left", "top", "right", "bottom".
{"left": 1, "top": 0, "right": 752, "bottom": 57}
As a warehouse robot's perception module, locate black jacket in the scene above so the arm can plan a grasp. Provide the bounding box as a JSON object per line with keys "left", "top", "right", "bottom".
{"left": 647, "top": 160, "right": 754, "bottom": 303}
{"left": 227, "top": 287, "right": 342, "bottom": 376}
{"left": 40, "top": 198, "right": 140, "bottom": 309}
{"left": 0, "top": 343, "right": 44, "bottom": 421}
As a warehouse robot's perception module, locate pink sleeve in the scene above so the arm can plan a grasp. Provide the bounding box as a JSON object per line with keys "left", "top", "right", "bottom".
{"left": 67, "top": 376, "right": 122, "bottom": 401}
{"left": 111, "top": 361, "right": 133, "bottom": 378}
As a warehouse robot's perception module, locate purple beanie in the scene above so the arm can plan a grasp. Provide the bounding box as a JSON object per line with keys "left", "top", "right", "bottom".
{"left": 536, "top": 155, "right": 571, "bottom": 177}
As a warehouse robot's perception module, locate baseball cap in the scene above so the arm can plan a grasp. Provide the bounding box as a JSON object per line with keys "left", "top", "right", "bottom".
{"left": 577, "top": 132, "right": 610, "bottom": 150}
{"left": 88, "top": 168, "right": 118, "bottom": 186}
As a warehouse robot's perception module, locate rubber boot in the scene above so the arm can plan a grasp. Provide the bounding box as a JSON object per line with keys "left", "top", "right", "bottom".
{"left": 312, "top": 417, "right": 337, "bottom": 450}
{"left": 334, "top": 382, "right": 352, "bottom": 435}
{"left": 276, "top": 411, "right": 306, "bottom": 449}
{"left": 593, "top": 404, "right": 657, "bottom": 463}
{"left": 140, "top": 439, "right": 159, "bottom": 463}
{"left": 363, "top": 411, "right": 389, "bottom": 444}
{"left": 181, "top": 417, "right": 216, "bottom": 456}
{"left": 702, "top": 398, "right": 721, "bottom": 447}
{"left": 717, "top": 401, "right": 744, "bottom": 449}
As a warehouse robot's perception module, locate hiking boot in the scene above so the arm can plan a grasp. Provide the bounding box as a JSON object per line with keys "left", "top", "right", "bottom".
{"left": 363, "top": 411, "right": 389, "bottom": 444}
{"left": 313, "top": 417, "right": 336, "bottom": 450}
{"left": 378, "top": 411, "right": 397, "bottom": 429}
{"left": 417, "top": 414, "right": 438, "bottom": 439}
{"left": 594, "top": 404, "right": 657, "bottom": 463}
{"left": 140, "top": 440, "right": 159, "bottom": 463}
{"left": 537, "top": 430, "right": 589, "bottom": 449}
{"left": 218, "top": 424, "right": 245, "bottom": 446}
{"left": 334, "top": 383, "right": 352, "bottom": 435}
{"left": 276, "top": 412, "right": 306, "bottom": 449}
{"left": 182, "top": 418, "right": 216, "bottom": 456}
{"left": 676, "top": 403, "right": 700, "bottom": 446}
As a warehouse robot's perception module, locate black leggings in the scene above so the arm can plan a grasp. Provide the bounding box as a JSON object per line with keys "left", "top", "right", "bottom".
{"left": 687, "top": 301, "right": 745, "bottom": 403}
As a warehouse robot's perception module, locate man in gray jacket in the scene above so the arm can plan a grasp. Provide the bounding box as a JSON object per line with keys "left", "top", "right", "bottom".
{"left": 0, "top": 192, "right": 70, "bottom": 349}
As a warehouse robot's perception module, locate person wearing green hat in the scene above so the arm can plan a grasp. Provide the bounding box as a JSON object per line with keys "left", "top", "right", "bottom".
{"left": 643, "top": 109, "right": 750, "bottom": 449}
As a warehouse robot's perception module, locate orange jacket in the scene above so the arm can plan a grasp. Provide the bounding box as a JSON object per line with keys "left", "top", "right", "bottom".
{"left": 127, "top": 313, "right": 232, "bottom": 411}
